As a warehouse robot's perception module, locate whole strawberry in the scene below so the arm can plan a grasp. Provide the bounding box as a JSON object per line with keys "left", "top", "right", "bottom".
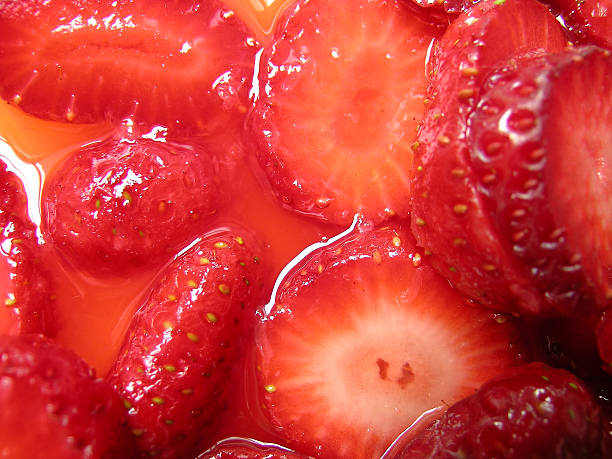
{"left": 43, "top": 130, "right": 223, "bottom": 276}
{"left": 0, "top": 163, "right": 56, "bottom": 336}
{"left": 397, "top": 362, "right": 603, "bottom": 458}
{"left": 107, "top": 226, "right": 267, "bottom": 458}
{"left": 0, "top": 334, "right": 136, "bottom": 459}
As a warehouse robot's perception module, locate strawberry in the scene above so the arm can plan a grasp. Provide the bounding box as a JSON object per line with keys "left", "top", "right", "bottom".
{"left": 253, "top": 220, "right": 526, "bottom": 458}
{"left": 247, "top": 0, "right": 444, "bottom": 225}
{"left": 0, "top": 163, "right": 56, "bottom": 336}
{"left": 409, "top": 0, "right": 571, "bottom": 316}
{"left": 42, "top": 127, "right": 224, "bottom": 276}
{"left": 549, "top": 0, "right": 612, "bottom": 49}
{"left": 0, "top": 334, "right": 136, "bottom": 459}
{"left": 414, "top": 45, "right": 612, "bottom": 316}
{"left": 0, "top": 0, "right": 258, "bottom": 134}
{"left": 106, "top": 226, "right": 267, "bottom": 459}
{"left": 197, "top": 438, "right": 308, "bottom": 458}
{"left": 396, "top": 362, "right": 603, "bottom": 458}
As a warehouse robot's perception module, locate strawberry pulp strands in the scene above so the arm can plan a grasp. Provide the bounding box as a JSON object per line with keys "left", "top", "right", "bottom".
{"left": 247, "top": 0, "right": 444, "bottom": 226}
{"left": 410, "top": 0, "right": 570, "bottom": 315}
{"left": 253, "top": 220, "right": 526, "bottom": 458}
{"left": 0, "top": 0, "right": 258, "bottom": 134}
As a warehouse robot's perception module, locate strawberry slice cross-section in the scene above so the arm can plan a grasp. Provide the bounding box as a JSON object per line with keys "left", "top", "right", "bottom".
{"left": 247, "top": 0, "right": 444, "bottom": 225}
{"left": 0, "top": 0, "right": 258, "bottom": 133}
{"left": 253, "top": 221, "right": 525, "bottom": 458}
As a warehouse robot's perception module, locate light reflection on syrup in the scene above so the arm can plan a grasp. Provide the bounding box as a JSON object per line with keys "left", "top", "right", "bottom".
{"left": 222, "top": 0, "right": 296, "bottom": 40}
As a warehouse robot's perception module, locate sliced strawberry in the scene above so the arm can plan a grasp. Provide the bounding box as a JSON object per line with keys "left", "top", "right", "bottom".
{"left": 0, "top": 0, "right": 258, "bottom": 133}
{"left": 247, "top": 0, "right": 444, "bottom": 225}
{"left": 0, "top": 334, "right": 136, "bottom": 458}
{"left": 197, "top": 438, "right": 308, "bottom": 458}
{"left": 410, "top": 0, "right": 574, "bottom": 316}
{"left": 42, "top": 127, "right": 224, "bottom": 276}
{"left": 397, "top": 362, "right": 603, "bottom": 458}
{"left": 550, "top": 0, "right": 612, "bottom": 49}
{"left": 0, "top": 163, "right": 56, "bottom": 336}
{"left": 414, "top": 45, "right": 611, "bottom": 316}
{"left": 106, "top": 226, "right": 267, "bottom": 459}
{"left": 253, "top": 221, "right": 525, "bottom": 458}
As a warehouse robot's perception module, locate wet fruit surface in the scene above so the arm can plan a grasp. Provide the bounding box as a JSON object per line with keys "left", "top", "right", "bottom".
{"left": 0, "top": 0, "right": 611, "bottom": 457}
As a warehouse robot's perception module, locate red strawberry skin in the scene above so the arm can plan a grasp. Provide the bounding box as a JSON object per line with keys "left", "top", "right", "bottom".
{"left": 0, "top": 163, "right": 56, "bottom": 336}
{"left": 0, "top": 0, "right": 257, "bottom": 133}
{"left": 107, "top": 226, "right": 267, "bottom": 459}
{"left": 0, "top": 334, "right": 136, "bottom": 459}
{"left": 397, "top": 362, "right": 603, "bottom": 458}
{"left": 197, "top": 438, "right": 308, "bottom": 459}
{"left": 413, "top": 44, "right": 612, "bottom": 317}
{"left": 409, "top": 0, "right": 573, "bottom": 316}
{"left": 247, "top": 0, "right": 443, "bottom": 225}
{"left": 42, "top": 130, "right": 223, "bottom": 276}
{"left": 254, "top": 220, "right": 526, "bottom": 458}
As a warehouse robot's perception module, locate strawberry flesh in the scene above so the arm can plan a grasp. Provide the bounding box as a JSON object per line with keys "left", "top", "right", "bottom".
{"left": 397, "top": 362, "right": 603, "bottom": 458}
{"left": 254, "top": 221, "right": 525, "bottom": 458}
{"left": 0, "top": 163, "right": 56, "bottom": 336}
{"left": 247, "top": 0, "right": 444, "bottom": 225}
{"left": 42, "top": 128, "right": 224, "bottom": 276}
{"left": 0, "top": 0, "right": 258, "bottom": 133}
{"left": 0, "top": 334, "right": 136, "bottom": 458}
{"left": 107, "top": 226, "right": 267, "bottom": 458}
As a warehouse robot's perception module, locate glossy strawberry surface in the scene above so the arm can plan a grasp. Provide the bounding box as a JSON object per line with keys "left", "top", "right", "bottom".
{"left": 0, "top": 334, "right": 136, "bottom": 459}
{"left": 107, "top": 226, "right": 267, "bottom": 458}
{"left": 42, "top": 128, "right": 223, "bottom": 276}
{"left": 0, "top": 163, "right": 56, "bottom": 336}
{"left": 397, "top": 362, "right": 603, "bottom": 458}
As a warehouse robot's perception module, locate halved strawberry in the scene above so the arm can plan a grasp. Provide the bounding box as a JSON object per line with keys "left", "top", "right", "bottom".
{"left": 42, "top": 127, "right": 223, "bottom": 276}
{"left": 0, "top": 163, "right": 56, "bottom": 336}
{"left": 197, "top": 438, "right": 308, "bottom": 458}
{"left": 0, "top": 0, "right": 258, "bottom": 133}
{"left": 0, "top": 334, "right": 136, "bottom": 459}
{"left": 397, "top": 362, "right": 603, "bottom": 457}
{"left": 410, "top": 0, "right": 572, "bottom": 316}
{"left": 107, "top": 226, "right": 267, "bottom": 459}
{"left": 253, "top": 221, "right": 525, "bottom": 458}
{"left": 414, "top": 45, "right": 612, "bottom": 316}
{"left": 247, "top": 0, "right": 444, "bottom": 225}
{"left": 550, "top": 0, "right": 612, "bottom": 49}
